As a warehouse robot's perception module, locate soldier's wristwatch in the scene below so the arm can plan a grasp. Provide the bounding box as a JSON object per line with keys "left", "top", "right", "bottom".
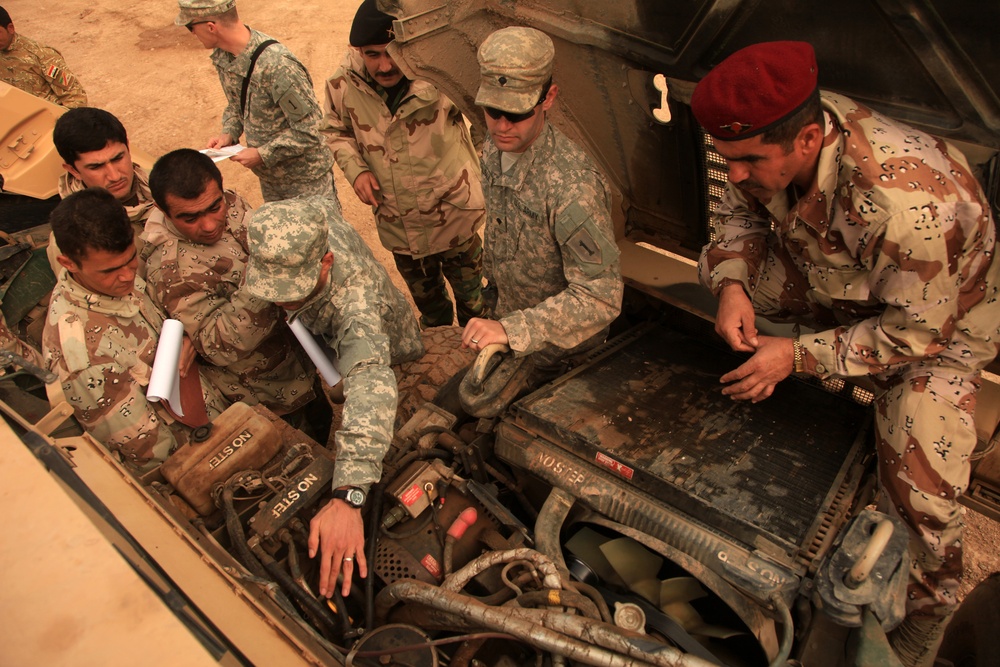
{"left": 332, "top": 486, "right": 366, "bottom": 508}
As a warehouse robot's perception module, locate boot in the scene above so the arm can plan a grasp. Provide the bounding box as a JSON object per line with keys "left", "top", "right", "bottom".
{"left": 888, "top": 613, "right": 953, "bottom": 667}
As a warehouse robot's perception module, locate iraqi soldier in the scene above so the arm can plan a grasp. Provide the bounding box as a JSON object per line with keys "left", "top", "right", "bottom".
{"left": 177, "top": 0, "right": 336, "bottom": 202}
{"left": 243, "top": 196, "right": 423, "bottom": 601}
{"left": 42, "top": 188, "right": 230, "bottom": 471}
{"left": 50, "top": 107, "right": 157, "bottom": 275}
{"left": 144, "top": 149, "right": 316, "bottom": 416}
{"left": 692, "top": 41, "right": 1000, "bottom": 667}
{"left": 0, "top": 5, "right": 86, "bottom": 108}
{"left": 461, "top": 27, "right": 623, "bottom": 370}
{"left": 323, "top": 0, "right": 485, "bottom": 328}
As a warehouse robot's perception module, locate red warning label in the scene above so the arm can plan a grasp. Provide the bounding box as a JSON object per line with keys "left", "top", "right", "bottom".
{"left": 595, "top": 451, "right": 634, "bottom": 480}
{"left": 400, "top": 483, "right": 422, "bottom": 507}
{"left": 421, "top": 554, "right": 442, "bottom": 578}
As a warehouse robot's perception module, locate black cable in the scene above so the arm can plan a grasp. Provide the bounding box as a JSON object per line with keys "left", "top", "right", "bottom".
{"left": 363, "top": 482, "right": 384, "bottom": 632}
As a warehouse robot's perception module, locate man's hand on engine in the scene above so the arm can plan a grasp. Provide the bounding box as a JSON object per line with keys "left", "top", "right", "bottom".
{"left": 308, "top": 497, "right": 367, "bottom": 598}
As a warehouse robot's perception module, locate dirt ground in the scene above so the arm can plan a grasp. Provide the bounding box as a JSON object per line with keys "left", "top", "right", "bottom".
{"left": 2, "top": 0, "right": 999, "bottom": 659}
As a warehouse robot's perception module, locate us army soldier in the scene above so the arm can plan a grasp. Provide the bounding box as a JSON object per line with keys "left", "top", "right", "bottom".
{"left": 243, "top": 196, "right": 423, "bottom": 600}
{"left": 177, "top": 0, "right": 336, "bottom": 202}
{"left": 461, "top": 27, "right": 623, "bottom": 370}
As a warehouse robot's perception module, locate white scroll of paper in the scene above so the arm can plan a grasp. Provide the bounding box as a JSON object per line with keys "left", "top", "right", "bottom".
{"left": 147, "top": 318, "right": 185, "bottom": 416}
{"left": 288, "top": 317, "right": 342, "bottom": 386}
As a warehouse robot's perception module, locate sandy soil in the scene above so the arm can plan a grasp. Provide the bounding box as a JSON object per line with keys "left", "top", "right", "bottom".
{"left": 2, "top": 0, "right": 998, "bottom": 655}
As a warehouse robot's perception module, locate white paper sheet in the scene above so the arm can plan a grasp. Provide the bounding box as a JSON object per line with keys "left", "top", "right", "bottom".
{"left": 147, "top": 319, "right": 185, "bottom": 416}
{"left": 199, "top": 144, "right": 246, "bottom": 163}
{"left": 288, "top": 317, "right": 342, "bottom": 386}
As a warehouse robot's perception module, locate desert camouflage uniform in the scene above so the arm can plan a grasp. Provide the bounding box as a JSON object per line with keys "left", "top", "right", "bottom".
{"left": 0, "top": 33, "right": 87, "bottom": 108}
{"left": 259, "top": 197, "right": 423, "bottom": 492}
{"left": 482, "top": 122, "right": 623, "bottom": 368}
{"left": 49, "top": 165, "right": 157, "bottom": 277}
{"left": 323, "top": 49, "right": 485, "bottom": 327}
{"left": 699, "top": 92, "right": 1000, "bottom": 620}
{"left": 141, "top": 191, "right": 315, "bottom": 415}
{"left": 42, "top": 272, "right": 229, "bottom": 471}
{"left": 212, "top": 29, "right": 335, "bottom": 202}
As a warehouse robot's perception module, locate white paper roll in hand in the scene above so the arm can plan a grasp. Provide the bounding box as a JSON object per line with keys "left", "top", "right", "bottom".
{"left": 288, "top": 317, "right": 342, "bottom": 386}
{"left": 147, "top": 319, "right": 185, "bottom": 416}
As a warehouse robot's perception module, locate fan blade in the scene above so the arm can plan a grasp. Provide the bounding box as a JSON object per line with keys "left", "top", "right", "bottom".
{"left": 564, "top": 527, "right": 623, "bottom": 587}
{"left": 660, "top": 577, "right": 708, "bottom": 605}
{"left": 600, "top": 537, "right": 664, "bottom": 604}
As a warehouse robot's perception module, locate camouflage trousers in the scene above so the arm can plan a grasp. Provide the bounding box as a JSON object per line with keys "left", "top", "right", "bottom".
{"left": 393, "top": 234, "right": 484, "bottom": 328}
{"left": 751, "top": 240, "right": 994, "bottom": 619}
{"left": 257, "top": 166, "right": 337, "bottom": 203}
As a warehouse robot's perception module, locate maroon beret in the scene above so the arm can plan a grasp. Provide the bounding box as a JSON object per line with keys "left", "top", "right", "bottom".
{"left": 691, "top": 41, "right": 818, "bottom": 141}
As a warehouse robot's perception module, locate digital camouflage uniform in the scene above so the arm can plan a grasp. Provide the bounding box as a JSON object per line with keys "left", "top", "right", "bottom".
{"left": 699, "top": 92, "right": 1000, "bottom": 622}
{"left": 244, "top": 196, "right": 424, "bottom": 493}
{"left": 42, "top": 272, "right": 229, "bottom": 471}
{"left": 483, "top": 122, "right": 623, "bottom": 368}
{"left": 49, "top": 165, "right": 157, "bottom": 277}
{"left": 0, "top": 33, "right": 87, "bottom": 108}
{"left": 212, "top": 29, "right": 335, "bottom": 202}
{"left": 141, "top": 191, "right": 316, "bottom": 415}
{"left": 323, "top": 49, "right": 485, "bottom": 327}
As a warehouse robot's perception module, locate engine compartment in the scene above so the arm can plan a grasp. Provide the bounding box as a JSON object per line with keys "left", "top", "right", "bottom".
{"left": 69, "top": 316, "right": 893, "bottom": 667}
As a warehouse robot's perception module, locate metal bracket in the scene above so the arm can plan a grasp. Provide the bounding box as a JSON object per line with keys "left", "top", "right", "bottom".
{"left": 391, "top": 4, "right": 449, "bottom": 43}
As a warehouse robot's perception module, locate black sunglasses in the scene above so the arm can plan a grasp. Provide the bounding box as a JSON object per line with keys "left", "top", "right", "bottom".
{"left": 185, "top": 20, "right": 212, "bottom": 32}
{"left": 484, "top": 105, "right": 539, "bottom": 124}
{"left": 483, "top": 81, "right": 552, "bottom": 123}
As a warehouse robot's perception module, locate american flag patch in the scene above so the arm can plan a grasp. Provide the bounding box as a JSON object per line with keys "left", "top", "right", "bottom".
{"left": 45, "top": 65, "right": 70, "bottom": 87}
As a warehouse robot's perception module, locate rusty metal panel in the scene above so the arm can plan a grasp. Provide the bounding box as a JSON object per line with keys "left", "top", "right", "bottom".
{"left": 508, "top": 324, "right": 870, "bottom": 556}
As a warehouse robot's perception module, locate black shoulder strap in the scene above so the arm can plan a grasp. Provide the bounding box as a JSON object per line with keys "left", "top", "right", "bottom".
{"left": 241, "top": 39, "right": 278, "bottom": 117}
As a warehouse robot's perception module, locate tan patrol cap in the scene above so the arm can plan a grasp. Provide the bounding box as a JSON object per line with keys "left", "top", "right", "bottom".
{"left": 475, "top": 27, "right": 554, "bottom": 114}
{"left": 175, "top": 0, "right": 236, "bottom": 27}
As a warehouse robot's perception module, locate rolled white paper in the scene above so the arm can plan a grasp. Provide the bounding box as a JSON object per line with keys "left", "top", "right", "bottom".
{"left": 288, "top": 317, "right": 342, "bottom": 386}
{"left": 147, "top": 318, "right": 185, "bottom": 416}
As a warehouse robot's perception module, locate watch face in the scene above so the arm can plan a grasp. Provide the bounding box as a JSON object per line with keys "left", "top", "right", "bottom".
{"left": 346, "top": 488, "right": 365, "bottom": 507}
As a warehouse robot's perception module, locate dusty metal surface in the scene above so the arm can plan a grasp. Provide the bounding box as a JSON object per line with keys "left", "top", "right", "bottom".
{"left": 0, "top": 83, "right": 66, "bottom": 200}
{"left": 509, "top": 323, "right": 870, "bottom": 556}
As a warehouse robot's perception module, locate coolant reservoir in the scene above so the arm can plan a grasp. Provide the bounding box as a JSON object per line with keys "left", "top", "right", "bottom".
{"left": 161, "top": 402, "right": 283, "bottom": 515}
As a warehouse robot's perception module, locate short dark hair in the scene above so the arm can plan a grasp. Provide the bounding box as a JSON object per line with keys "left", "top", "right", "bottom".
{"left": 759, "top": 88, "right": 824, "bottom": 152}
{"left": 216, "top": 7, "right": 239, "bottom": 25}
{"left": 0, "top": 7, "right": 12, "bottom": 27}
{"left": 53, "top": 107, "right": 129, "bottom": 165}
{"left": 149, "top": 149, "right": 223, "bottom": 215}
{"left": 50, "top": 188, "right": 133, "bottom": 264}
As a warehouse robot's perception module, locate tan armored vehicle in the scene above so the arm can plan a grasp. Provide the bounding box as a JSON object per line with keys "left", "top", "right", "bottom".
{"left": 3, "top": 2, "right": 1000, "bottom": 666}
